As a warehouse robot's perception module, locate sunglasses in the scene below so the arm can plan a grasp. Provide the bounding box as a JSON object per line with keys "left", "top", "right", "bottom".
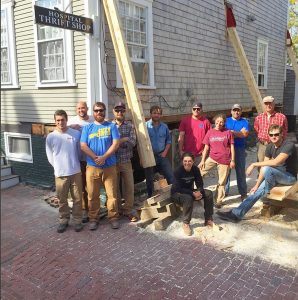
{"left": 269, "top": 133, "right": 280, "bottom": 137}
{"left": 232, "top": 109, "right": 240, "bottom": 112}
{"left": 192, "top": 107, "right": 201, "bottom": 111}
{"left": 94, "top": 109, "right": 105, "bottom": 113}
{"left": 115, "top": 109, "right": 125, "bottom": 113}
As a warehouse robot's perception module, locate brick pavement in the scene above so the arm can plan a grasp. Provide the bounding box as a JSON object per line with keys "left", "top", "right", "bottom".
{"left": 1, "top": 185, "right": 298, "bottom": 300}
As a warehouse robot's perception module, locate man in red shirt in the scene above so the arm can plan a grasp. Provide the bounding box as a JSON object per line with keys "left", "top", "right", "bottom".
{"left": 254, "top": 96, "right": 288, "bottom": 163}
{"left": 178, "top": 102, "right": 211, "bottom": 165}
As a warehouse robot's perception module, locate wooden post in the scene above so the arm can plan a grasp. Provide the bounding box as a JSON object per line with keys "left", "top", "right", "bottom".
{"left": 102, "top": 0, "right": 155, "bottom": 168}
{"left": 227, "top": 27, "right": 263, "bottom": 113}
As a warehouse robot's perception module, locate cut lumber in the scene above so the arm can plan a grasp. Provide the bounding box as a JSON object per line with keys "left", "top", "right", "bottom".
{"left": 154, "top": 215, "right": 176, "bottom": 231}
{"left": 267, "top": 182, "right": 298, "bottom": 201}
{"left": 154, "top": 178, "right": 168, "bottom": 191}
{"left": 261, "top": 204, "right": 283, "bottom": 218}
{"left": 102, "top": 0, "right": 155, "bottom": 168}
{"left": 140, "top": 203, "right": 177, "bottom": 221}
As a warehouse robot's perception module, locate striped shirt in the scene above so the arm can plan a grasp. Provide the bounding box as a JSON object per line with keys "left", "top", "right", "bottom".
{"left": 254, "top": 112, "right": 288, "bottom": 143}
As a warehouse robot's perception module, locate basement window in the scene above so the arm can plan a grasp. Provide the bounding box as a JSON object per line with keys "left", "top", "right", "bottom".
{"left": 4, "top": 133, "right": 33, "bottom": 163}
{"left": 116, "top": 0, "right": 155, "bottom": 88}
{"left": 257, "top": 39, "right": 268, "bottom": 89}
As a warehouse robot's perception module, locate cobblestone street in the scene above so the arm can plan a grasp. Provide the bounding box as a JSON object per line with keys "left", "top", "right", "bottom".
{"left": 1, "top": 185, "right": 298, "bottom": 300}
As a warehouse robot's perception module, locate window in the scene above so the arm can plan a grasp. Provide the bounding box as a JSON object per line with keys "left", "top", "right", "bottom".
{"left": 34, "top": 0, "right": 75, "bottom": 87}
{"left": 117, "top": 0, "right": 154, "bottom": 88}
{"left": 1, "top": 1, "right": 18, "bottom": 88}
{"left": 4, "top": 133, "right": 33, "bottom": 163}
{"left": 257, "top": 39, "right": 268, "bottom": 88}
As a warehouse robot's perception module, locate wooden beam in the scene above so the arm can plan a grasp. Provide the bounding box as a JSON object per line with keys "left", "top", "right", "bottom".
{"left": 266, "top": 182, "right": 298, "bottom": 201}
{"left": 102, "top": 0, "right": 155, "bottom": 168}
{"left": 227, "top": 27, "right": 263, "bottom": 113}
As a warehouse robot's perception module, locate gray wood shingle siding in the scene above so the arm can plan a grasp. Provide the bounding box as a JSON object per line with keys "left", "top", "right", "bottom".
{"left": 106, "top": 0, "right": 288, "bottom": 117}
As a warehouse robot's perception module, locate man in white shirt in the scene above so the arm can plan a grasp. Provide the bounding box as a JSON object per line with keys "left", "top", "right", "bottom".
{"left": 46, "top": 110, "right": 83, "bottom": 233}
{"left": 68, "top": 101, "right": 94, "bottom": 223}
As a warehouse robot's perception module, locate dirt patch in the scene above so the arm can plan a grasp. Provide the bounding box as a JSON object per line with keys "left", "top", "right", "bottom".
{"left": 141, "top": 149, "right": 298, "bottom": 269}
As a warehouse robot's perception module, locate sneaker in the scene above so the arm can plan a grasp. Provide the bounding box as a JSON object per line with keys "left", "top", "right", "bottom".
{"left": 182, "top": 223, "right": 192, "bottom": 236}
{"left": 126, "top": 214, "right": 139, "bottom": 222}
{"left": 110, "top": 219, "right": 120, "bottom": 229}
{"left": 214, "top": 202, "right": 222, "bottom": 209}
{"left": 204, "top": 219, "right": 214, "bottom": 227}
{"left": 89, "top": 221, "right": 98, "bottom": 231}
{"left": 82, "top": 210, "right": 89, "bottom": 223}
{"left": 74, "top": 223, "right": 83, "bottom": 232}
{"left": 216, "top": 210, "right": 240, "bottom": 223}
{"left": 57, "top": 223, "right": 68, "bottom": 233}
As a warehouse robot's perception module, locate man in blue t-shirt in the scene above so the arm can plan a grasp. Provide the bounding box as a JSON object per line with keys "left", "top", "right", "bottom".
{"left": 81, "top": 102, "right": 120, "bottom": 230}
{"left": 225, "top": 104, "right": 249, "bottom": 201}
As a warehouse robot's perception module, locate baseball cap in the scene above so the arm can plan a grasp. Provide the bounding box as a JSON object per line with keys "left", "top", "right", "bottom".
{"left": 263, "top": 96, "right": 274, "bottom": 103}
{"left": 114, "top": 101, "right": 126, "bottom": 109}
{"left": 192, "top": 102, "right": 203, "bottom": 108}
{"left": 231, "top": 104, "right": 242, "bottom": 110}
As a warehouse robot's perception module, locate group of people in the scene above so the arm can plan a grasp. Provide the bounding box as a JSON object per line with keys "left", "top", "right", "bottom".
{"left": 46, "top": 96, "right": 297, "bottom": 236}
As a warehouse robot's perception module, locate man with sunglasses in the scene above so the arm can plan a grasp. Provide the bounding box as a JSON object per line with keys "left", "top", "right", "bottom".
{"left": 254, "top": 96, "right": 288, "bottom": 163}
{"left": 112, "top": 102, "right": 138, "bottom": 222}
{"left": 81, "top": 102, "right": 120, "bottom": 230}
{"left": 217, "top": 124, "right": 297, "bottom": 222}
{"left": 178, "top": 101, "right": 211, "bottom": 165}
{"left": 225, "top": 104, "right": 249, "bottom": 201}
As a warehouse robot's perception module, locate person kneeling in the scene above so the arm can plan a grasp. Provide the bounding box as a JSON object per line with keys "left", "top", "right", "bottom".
{"left": 171, "top": 152, "right": 214, "bottom": 236}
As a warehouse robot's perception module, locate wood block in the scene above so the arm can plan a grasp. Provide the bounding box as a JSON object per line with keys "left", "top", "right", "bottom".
{"left": 154, "top": 215, "right": 176, "bottom": 231}
{"left": 261, "top": 204, "right": 283, "bottom": 218}
{"left": 32, "top": 123, "right": 45, "bottom": 136}
{"left": 136, "top": 218, "right": 154, "bottom": 228}
{"left": 150, "top": 198, "right": 172, "bottom": 208}
{"left": 267, "top": 182, "right": 298, "bottom": 201}
{"left": 145, "top": 185, "right": 172, "bottom": 205}
{"left": 140, "top": 202, "right": 177, "bottom": 221}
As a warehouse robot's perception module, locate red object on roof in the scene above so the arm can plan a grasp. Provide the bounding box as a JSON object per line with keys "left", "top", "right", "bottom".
{"left": 226, "top": 7, "right": 236, "bottom": 28}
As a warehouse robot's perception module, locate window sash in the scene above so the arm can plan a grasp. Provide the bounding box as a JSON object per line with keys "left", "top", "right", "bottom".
{"left": 1, "top": 9, "right": 11, "bottom": 84}
{"left": 257, "top": 40, "right": 268, "bottom": 88}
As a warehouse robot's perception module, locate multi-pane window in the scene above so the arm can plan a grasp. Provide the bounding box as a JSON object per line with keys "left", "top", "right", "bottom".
{"left": 117, "top": 0, "right": 154, "bottom": 87}
{"left": 36, "top": 0, "right": 65, "bottom": 82}
{"left": 257, "top": 40, "right": 268, "bottom": 88}
{"left": 1, "top": 2, "right": 18, "bottom": 88}
{"left": 34, "top": 0, "right": 75, "bottom": 86}
{"left": 1, "top": 9, "right": 11, "bottom": 84}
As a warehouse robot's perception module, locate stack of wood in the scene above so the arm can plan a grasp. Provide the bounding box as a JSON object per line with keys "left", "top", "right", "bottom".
{"left": 261, "top": 182, "right": 298, "bottom": 217}
{"left": 138, "top": 180, "right": 180, "bottom": 230}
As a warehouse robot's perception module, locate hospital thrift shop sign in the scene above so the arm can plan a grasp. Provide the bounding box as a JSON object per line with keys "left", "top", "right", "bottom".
{"left": 34, "top": 5, "right": 93, "bottom": 34}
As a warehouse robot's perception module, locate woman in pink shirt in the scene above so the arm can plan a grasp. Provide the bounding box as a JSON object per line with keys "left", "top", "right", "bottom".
{"left": 199, "top": 114, "right": 235, "bottom": 208}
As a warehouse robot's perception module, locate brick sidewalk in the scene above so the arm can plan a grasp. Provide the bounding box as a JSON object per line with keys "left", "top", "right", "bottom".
{"left": 1, "top": 185, "right": 297, "bottom": 300}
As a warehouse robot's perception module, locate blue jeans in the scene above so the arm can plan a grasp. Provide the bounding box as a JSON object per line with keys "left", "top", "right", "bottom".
{"left": 225, "top": 146, "right": 247, "bottom": 196}
{"left": 145, "top": 154, "right": 174, "bottom": 197}
{"left": 232, "top": 167, "right": 296, "bottom": 219}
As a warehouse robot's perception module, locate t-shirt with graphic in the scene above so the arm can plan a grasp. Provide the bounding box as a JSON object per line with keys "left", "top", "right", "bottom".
{"left": 265, "top": 140, "right": 297, "bottom": 178}
{"left": 80, "top": 121, "right": 120, "bottom": 168}
{"left": 225, "top": 117, "right": 249, "bottom": 148}
{"left": 203, "top": 128, "right": 234, "bottom": 165}
{"left": 179, "top": 115, "right": 211, "bottom": 156}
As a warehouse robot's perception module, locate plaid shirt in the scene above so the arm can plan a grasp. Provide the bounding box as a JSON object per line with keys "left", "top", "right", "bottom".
{"left": 113, "top": 120, "right": 136, "bottom": 163}
{"left": 254, "top": 112, "right": 288, "bottom": 143}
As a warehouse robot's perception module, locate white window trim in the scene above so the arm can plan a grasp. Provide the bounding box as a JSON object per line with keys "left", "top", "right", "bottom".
{"left": 4, "top": 132, "right": 33, "bottom": 163}
{"left": 1, "top": 0, "right": 19, "bottom": 89}
{"left": 257, "top": 38, "right": 268, "bottom": 89}
{"left": 116, "top": 0, "right": 155, "bottom": 89}
{"left": 32, "top": 0, "right": 76, "bottom": 88}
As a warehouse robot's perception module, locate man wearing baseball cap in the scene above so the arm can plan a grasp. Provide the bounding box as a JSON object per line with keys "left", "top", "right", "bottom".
{"left": 254, "top": 96, "right": 288, "bottom": 163}
{"left": 225, "top": 104, "right": 249, "bottom": 201}
{"left": 112, "top": 102, "right": 138, "bottom": 222}
{"left": 178, "top": 100, "right": 211, "bottom": 165}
